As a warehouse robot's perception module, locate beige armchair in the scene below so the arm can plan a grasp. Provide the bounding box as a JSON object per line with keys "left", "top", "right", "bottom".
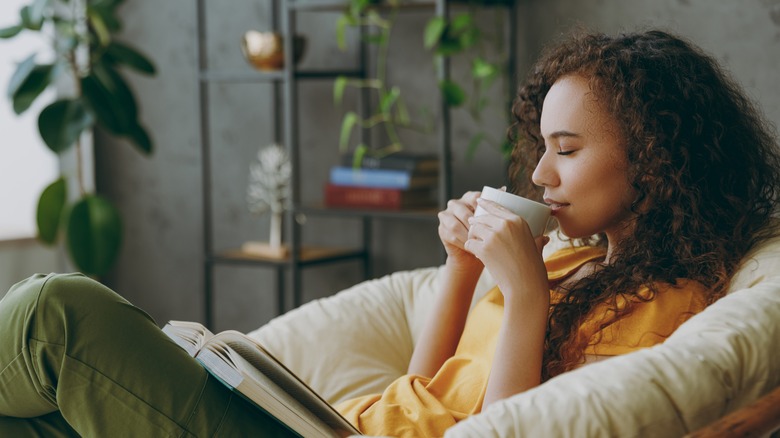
{"left": 247, "top": 232, "right": 780, "bottom": 437}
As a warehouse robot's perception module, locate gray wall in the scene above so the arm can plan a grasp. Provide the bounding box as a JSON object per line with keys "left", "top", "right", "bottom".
{"left": 93, "top": 0, "right": 780, "bottom": 333}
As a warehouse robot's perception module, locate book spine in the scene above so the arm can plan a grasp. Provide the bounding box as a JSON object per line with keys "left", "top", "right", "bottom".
{"left": 325, "top": 184, "right": 405, "bottom": 210}
{"left": 329, "top": 166, "right": 412, "bottom": 189}
{"left": 342, "top": 154, "right": 436, "bottom": 172}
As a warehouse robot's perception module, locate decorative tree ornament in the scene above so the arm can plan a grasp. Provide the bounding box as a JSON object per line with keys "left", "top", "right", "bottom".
{"left": 244, "top": 144, "right": 292, "bottom": 258}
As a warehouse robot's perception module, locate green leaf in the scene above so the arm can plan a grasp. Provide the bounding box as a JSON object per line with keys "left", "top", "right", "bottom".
{"left": 395, "top": 95, "right": 410, "bottom": 125}
{"left": 458, "top": 27, "right": 479, "bottom": 50}
{"left": 339, "top": 111, "right": 359, "bottom": 152}
{"left": 36, "top": 177, "right": 67, "bottom": 245}
{"left": 424, "top": 17, "right": 446, "bottom": 50}
{"left": 81, "top": 64, "right": 138, "bottom": 134}
{"left": 88, "top": 2, "right": 122, "bottom": 32}
{"left": 380, "top": 86, "right": 400, "bottom": 116}
{"left": 20, "top": 5, "right": 44, "bottom": 31}
{"left": 0, "top": 25, "right": 24, "bottom": 39}
{"left": 7, "top": 54, "right": 36, "bottom": 99}
{"left": 88, "top": 9, "right": 111, "bottom": 48}
{"left": 333, "top": 76, "right": 348, "bottom": 106}
{"left": 127, "top": 123, "right": 153, "bottom": 154}
{"left": 351, "top": 144, "right": 368, "bottom": 168}
{"left": 29, "top": 0, "right": 50, "bottom": 26}
{"left": 450, "top": 14, "right": 473, "bottom": 33}
{"left": 105, "top": 41, "right": 156, "bottom": 75}
{"left": 440, "top": 80, "right": 466, "bottom": 107}
{"left": 472, "top": 58, "right": 498, "bottom": 79}
{"left": 336, "top": 16, "right": 349, "bottom": 51}
{"left": 66, "top": 194, "right": 122, "bottom": 277}
{"left": 38, "top": 98, "right": 95, "bottom": 153}
{"left": 12, "top": 63, "right": 58, "bottom": 115}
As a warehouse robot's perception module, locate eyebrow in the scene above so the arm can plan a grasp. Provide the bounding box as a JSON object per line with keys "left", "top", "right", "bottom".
{"left": 546, "top": 130, "right": 582, "bottom": 139}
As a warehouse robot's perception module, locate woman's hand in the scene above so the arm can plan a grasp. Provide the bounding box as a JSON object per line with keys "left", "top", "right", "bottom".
{"left": 469, "top": 197, "right": 552, "bottom": 406}
{"left": 465, "top": 197, "right": 549, "bottom": 306}
{"left": 438, "top": 191, "right": 484, "bottom": 272}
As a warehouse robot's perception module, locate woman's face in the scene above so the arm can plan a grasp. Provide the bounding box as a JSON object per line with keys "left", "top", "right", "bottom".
{"left": 532, "top": 75, "right": 636, "bottom": 243}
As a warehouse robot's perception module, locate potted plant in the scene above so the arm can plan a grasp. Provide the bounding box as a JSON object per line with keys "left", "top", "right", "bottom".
{"left": 1, "top": 0, "right": 156, "bottom": 278}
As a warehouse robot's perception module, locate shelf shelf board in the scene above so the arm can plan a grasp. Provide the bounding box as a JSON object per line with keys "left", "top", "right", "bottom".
{"left": 211, "top": 246, "right": 366, "bottom": 266}
{"left": 199, "top": 69, "right": 363, "bottom": 84}
{"left": 287, "top": 0, "right": 512, "bottom": 12}
{"left": 295, "top": 69, "right": 364, "bottom": 79}
{"left": 200, "top": 70, "right": 284, "bottom": 83}
{"left": 296, "top": 204, "right": 440, "bottom": 221}
{"left": 288, "top": 0, "right": 434, "bottom": 12}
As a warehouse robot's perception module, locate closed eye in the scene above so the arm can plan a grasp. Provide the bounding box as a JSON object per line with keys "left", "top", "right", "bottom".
{"left": 557, "top": 150, "right": 575, "bottom": 156}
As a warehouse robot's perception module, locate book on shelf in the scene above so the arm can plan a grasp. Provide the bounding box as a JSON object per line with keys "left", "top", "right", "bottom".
{"left": 329, "top": 166, "right": 438, "bottom": 189}
{"left": 162, "top": 320, "right": 360, "bottom": 438}
{"left": 341, "top": 152, "right": 439, "bottom": 174}
{"left": 324, "top": 183, "right": 436, "bottom": 210}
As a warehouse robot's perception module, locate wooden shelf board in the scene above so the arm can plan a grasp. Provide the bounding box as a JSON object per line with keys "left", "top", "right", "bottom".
{"left": 214, "top": 246, "right": 365, "bottom": 265}
{"left": 296, "top": 204, "right": 440, "bottom": 221}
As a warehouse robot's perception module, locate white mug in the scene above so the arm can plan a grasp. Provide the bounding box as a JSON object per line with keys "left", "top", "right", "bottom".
{"left": 474, "top": 186, "right": 551, "bottom": 237}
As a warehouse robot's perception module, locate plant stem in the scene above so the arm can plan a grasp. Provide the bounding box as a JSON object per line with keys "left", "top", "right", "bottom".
{"left": 73, "top": 0, "right": 88, "bottom": 196}
{"left": 376, "top": 8, "right": 402, "bottom": 150}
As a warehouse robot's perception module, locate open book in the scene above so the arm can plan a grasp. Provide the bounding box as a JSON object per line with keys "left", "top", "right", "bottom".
{"left": 162, "top": 320, "right": 361, "bottom": 438}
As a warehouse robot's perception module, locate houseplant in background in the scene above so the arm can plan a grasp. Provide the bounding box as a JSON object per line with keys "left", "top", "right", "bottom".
{"left": 1, "top": 0, "right": 156, "bottom": 278}
{"left": 333, "top": 0, "right": 434, "bottom": 166}
{"left": 335, "top": 0, "right": 512, "bottom": 165}
{"left": 424, "top": 0, "right": 513, "bottom": 160}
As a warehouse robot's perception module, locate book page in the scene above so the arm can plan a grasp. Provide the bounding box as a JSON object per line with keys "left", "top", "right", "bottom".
{"left": 197, "top": 348, "right": 333, "bottom": 438}
{"left": 207, "top": 331, "right": 360, "bottom": 437}
{"left": 162, "top": 320, "right": 215, "bottom": 357}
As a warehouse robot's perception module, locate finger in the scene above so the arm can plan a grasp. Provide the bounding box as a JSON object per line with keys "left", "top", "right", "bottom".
{"left": 534, "top": 235, "right": 550, "bottom": 255}
{"left": 440, "top": 211, "right": 470, "bottom": 246}
{"left": 466, "top": 218, "right": 484, "bottom": 242}
{"left": 461, "top": 191, "right": 481, "bottom": 209}
{"left": 475, "top": 198, "right": 516, "bottom": 220}
{"left": 440, "top": 210, "right": 469, "bottom": 237}
{"left": 447, "top": 201, "right": 477, "bottom": 230}
{"left": 463, "top": 236, "right": 484, "bottom": 259}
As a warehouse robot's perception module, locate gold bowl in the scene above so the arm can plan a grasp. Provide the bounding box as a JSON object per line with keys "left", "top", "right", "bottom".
{"left": 240, "top": 31, "right": 306, "bottom": 71}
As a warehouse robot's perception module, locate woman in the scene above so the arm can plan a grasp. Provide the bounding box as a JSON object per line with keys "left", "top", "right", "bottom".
{"left": 336, "top": 29, "right": 780, "bottom": 435}
{"left": 1, "top": 30, "right": 779, "bottom": 437}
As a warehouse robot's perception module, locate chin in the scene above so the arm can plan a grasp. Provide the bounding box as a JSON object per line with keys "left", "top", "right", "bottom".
{"left": 555, "top": 221, "right": 595, "bottom": 241}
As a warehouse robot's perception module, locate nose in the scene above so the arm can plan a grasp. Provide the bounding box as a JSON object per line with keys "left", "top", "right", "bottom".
{"left": 531, "top": 150, "right": 558, "bottom": 188}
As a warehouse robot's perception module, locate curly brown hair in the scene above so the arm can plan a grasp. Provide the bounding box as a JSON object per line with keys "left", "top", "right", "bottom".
{"left": 509, "top": 29, "right": 780, "bottom": 379}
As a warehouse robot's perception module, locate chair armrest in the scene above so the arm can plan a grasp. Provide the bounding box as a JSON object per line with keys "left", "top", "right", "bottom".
{"left": 446, "top": 277, "right": 780, "bottom": 437}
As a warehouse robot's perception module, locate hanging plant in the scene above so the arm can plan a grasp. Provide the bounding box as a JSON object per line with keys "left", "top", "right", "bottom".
{"left": 2, "top": 0, "right": 156, "bottom": 277}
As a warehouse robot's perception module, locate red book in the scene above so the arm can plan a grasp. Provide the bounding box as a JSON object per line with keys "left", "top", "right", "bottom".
{"left": 324, "top": 184, "right": 436, "bottom": 210}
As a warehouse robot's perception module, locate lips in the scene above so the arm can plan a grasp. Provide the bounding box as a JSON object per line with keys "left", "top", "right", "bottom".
{"left": 544, "top": 198, "right": 570, "bottom": 215}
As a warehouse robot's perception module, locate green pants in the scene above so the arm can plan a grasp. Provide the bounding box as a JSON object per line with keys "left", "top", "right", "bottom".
{"left": 0, "top": 273, "right": 294, "bottom": 437}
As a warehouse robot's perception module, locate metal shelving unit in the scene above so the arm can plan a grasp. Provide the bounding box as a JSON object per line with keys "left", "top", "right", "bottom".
{"left": 197, "top": 0, "right": 516, "bottom": 328}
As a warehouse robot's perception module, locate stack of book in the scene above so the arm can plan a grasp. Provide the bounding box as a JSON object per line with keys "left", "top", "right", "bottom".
{"left": 324, "top": 152, "right": 439, "bottom": 211}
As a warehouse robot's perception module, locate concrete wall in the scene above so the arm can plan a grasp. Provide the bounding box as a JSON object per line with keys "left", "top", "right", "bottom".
{"left": 91, "top": 0, "right": 780, "bottom": 332}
